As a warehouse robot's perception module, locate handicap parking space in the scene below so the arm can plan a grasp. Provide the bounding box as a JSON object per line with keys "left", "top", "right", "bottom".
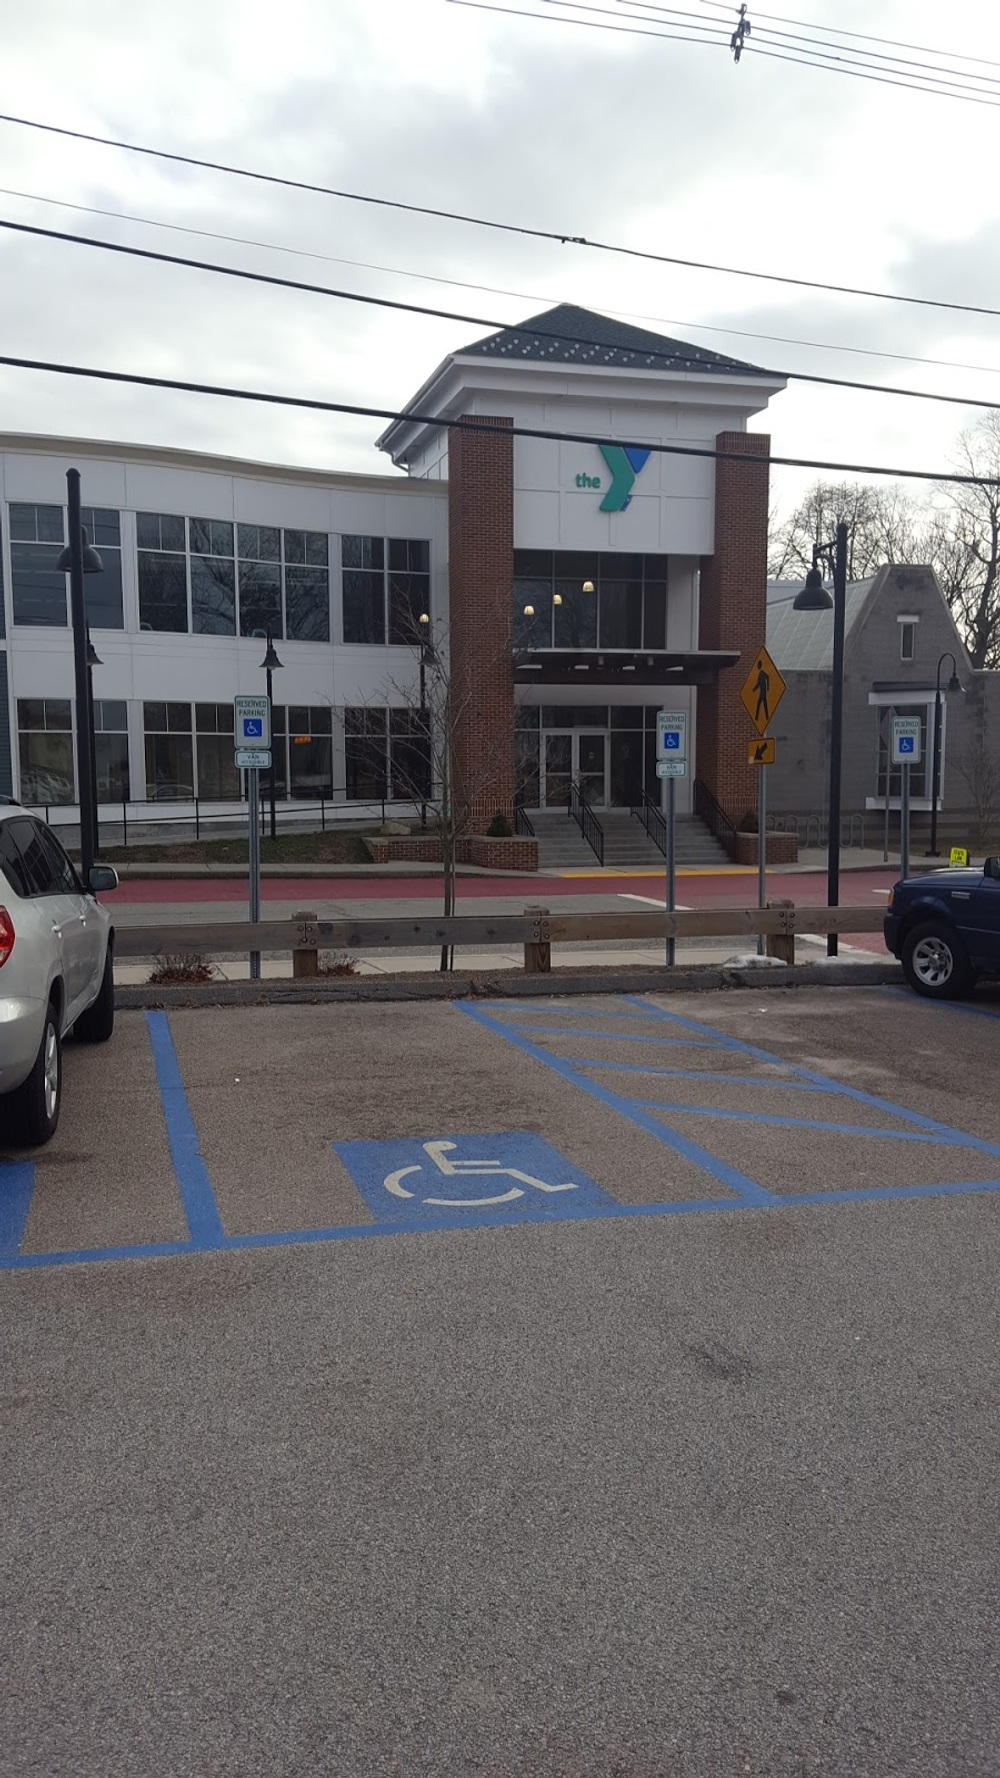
{"left": 3, "top": 986, "right": 1000, "bottom": 1269}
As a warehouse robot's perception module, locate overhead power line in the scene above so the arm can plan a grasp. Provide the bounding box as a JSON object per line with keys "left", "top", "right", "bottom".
{"left": 0, "top": 348, "right": 996, "bottom": 486}
{"left": 458, "top": 0, "right": 1000, "bottom": 104}
{"left": 0, "top": 108, "right": 993, "bottom": 317}
{"left": 3, "top": 214, "right": 1000, "bottom": 418}
{"left": 5, "top": 180, "right": 999, "bottom": 382}
{"left": 695, "top": 1, "right": 1000, "bottom": 72}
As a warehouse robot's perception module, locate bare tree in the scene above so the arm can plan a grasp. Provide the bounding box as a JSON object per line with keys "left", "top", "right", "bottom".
{"left": 768, "top": 479, "right": 925, "bottom": 583}
{"left": 931, "top": 412, "right": 1000, "bottom": 669}
{"left": 377, "top": 619, "right": 514, "bottom": 969}
{"left": 953, "top": 743, "right": 1000, "bottom": 851}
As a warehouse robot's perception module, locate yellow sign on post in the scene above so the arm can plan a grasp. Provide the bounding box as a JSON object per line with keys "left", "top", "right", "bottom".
{"left": 740, "top": 645, "right": 786, "bottom": 737}
{"left": 748, "top": 737, "right": 776, "bottom": 764}
{"left": 949, "top": 846, "right": 969, "bottom": 866}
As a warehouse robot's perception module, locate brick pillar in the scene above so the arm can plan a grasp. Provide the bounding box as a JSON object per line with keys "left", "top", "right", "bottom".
{"left": 697, "top": 430, "right": 771, "bottom": 821}
{"left": 448, "top": 417, "right": 515, "bottom": 830}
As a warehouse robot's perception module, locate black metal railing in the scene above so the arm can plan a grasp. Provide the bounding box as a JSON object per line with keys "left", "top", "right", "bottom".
{"left": 569, "top": 780, "right": 605, "bottom": 865}
{"left": 630, "top": 790, "right": 668, "bottom": 857}
{"left": 514, "top": 799, "right": 535, "bottom": 838}
{"left": 28, "top": 790, "right": 425, "bottom": 848}
{"left": 693, "top": 778, "right": 739, "bottom": 859}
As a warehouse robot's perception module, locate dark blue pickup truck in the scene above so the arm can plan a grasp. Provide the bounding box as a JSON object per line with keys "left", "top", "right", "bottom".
{"left": 884, "top": 858, "right": 1000, "bottom": 997}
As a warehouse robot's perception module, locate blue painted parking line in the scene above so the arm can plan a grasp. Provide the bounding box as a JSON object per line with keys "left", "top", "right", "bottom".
{"left": 145, "top": 1011, "right": 225, "bottom": 1249}
{"left": 0, "top": 1161, "right": 34, "bottom": 1256}
{"left": 880, "top": 986, "right": 1000, "bottom": 1023}
{"left": 466, "top": 996, "right": 1000, "bottom": 1202}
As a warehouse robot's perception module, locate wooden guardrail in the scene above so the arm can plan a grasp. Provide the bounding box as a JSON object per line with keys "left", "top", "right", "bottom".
{"left": 112, "top": 901, "right": 887, "bottom": 975}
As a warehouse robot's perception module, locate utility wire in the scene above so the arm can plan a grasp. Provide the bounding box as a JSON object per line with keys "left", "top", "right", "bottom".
{"left": 0, "top": 348, "right": 995, "bottom": 486}
{"left": 462, "top": 0, "right": 1000, "bottom": 103}
{"left": 5, "top": 180, "right": 999, "bottom": 382}
{"left": 0, "top": 110, "right": 994, "bottom": 318}
{"left": 696, "top": 1, "right": 1000, "bottom": 71}
{"left": 3, "top": 214, "right": 1000, "bottom": 417}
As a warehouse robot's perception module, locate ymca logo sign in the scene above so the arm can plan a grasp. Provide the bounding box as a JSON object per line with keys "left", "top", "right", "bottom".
{"left": 574, "top": 444, "right": 652, "bottom": 513}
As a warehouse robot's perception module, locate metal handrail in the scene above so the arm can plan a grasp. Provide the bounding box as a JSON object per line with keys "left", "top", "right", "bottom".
{"left": 630, "top": 790, "right": 667, "bottom": 857}
{"left": 693, "top": 778, "right": 739, "bottom": 859}
{"left": 514, "top": 799, "right": 535, "bottom": 838}
{"left": 568, "top": 780, "right": 605, "bottom": 866}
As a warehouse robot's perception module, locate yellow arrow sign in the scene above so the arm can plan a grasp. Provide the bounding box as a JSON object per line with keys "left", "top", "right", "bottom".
{"left": 740, "top": 645, "right": 786, "bottom": 737}
{"left": 748, "top": 737, "right": 776, "bottom": 764}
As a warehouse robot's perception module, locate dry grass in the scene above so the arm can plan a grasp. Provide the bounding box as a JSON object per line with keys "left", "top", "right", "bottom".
{"left": 147, "top": 952, "right": 217, "bottom": 985}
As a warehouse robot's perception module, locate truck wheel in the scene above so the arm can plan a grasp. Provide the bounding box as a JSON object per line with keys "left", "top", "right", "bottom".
{"left": 901, "top": 920, "right": 975, "bottom": 999}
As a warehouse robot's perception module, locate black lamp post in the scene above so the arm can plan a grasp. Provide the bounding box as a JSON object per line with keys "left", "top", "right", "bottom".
{"left": 259, "top": 631, "right": 283, "bottom": 841}
{"left": 794, "top": 520, "right": 848, "bottom": 957}
{"left": 928, "top": 651, "right": 963, "bottom": 857}
{"left": 85, "top": 631, "right": 102, "bottom": 858}
{"left": 55, "top": 470, "right": 104, "bottom": 882}
{"left": 417, "top": 612, "right": 435, "bottom": 830}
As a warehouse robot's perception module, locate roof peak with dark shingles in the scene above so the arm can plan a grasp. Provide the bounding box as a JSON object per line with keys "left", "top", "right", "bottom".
{"left": 458, "top": 304, "right": 774, "bottom": 378}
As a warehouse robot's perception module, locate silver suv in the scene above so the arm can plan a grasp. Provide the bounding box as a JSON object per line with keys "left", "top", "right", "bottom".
{"left": 0, "top": 810, "right": 118, "bottom": 1145}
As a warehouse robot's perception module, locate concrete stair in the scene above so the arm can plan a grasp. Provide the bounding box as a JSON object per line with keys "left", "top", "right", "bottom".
{"left": 529, "top": 809, "right": 730, "bottom": 870}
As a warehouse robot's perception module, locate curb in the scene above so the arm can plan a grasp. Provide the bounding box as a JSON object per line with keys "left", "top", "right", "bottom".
{"left": 115, "top": 959, "right": 903, "bottom": 1010}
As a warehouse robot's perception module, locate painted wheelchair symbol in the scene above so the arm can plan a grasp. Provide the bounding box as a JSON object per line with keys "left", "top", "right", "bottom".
{"left": 384, "top": 1140, "right": 580, "bottom": 1208}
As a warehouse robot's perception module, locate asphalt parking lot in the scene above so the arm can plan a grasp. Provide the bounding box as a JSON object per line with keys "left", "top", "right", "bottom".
{"left": 4, "top": 985, "right": 1000, "bottom": 1776}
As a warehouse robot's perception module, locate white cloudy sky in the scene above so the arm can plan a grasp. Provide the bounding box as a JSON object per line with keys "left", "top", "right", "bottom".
{"left": 0, "top": 0, "right": 997, "bottom": 519}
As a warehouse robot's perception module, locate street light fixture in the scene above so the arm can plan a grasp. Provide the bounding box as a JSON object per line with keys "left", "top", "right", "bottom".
{"left": 259, "top": 631, "right": 283, "bottom": 841}
{"left": 55, "top": 474, "right": 104, "bottom": 881}
{"left": 794, "top": 521, "right": 848, "bottom": 956}
{"left": 928, "top": 650, "right": 964, "bottom": 857}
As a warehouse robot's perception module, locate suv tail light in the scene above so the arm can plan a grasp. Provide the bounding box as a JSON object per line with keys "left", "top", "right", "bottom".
{"left": 0, "top": 907, "right": 13, "bottom": 967}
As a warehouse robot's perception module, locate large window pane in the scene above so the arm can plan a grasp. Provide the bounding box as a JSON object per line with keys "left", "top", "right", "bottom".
{"left": 17, "top": 698, "right": 75, "bottom": 804}
{"left": 144, "top": 736, "right": 194, "bottom": 800}
{"left": 285, "top": 565, "right": 329, "bottom": 641}
{"left": 81, "top": 507, "right": 124, "bottom": 629}
{"left": 599, "top": 581, "right": 642, "bottom": 648}
{"left": 197, "top": 735, "right": 240, "bottom": 801}
{"left": 342, "top": 535, "right": 384, "bottom": 572}
{"left": 389, "top": 710, "right": 431, "bottom": 801}
{"left": 138, "top": 554, "right": 187, "bottom": 632}
{"left": 96, "top": 734, "right": 130, "bottom": 801}
{"left": 238, "top": 561, "right": 282, "bottom": 638}
{"left": 553, "top": 581, "right": 597, "bottom": 649}
{"left": 191, "top": 555, "right": 236, "bottom": 635}
{"left": 388, "top": 573, "right": 428, "bottom": 645}
{"left": 345, "top": 708, "right": 387, "bottom": 800}
{"left": 343, "top": 570, "right": 385, "bottom": 644}
{"left": 643, "top": 582, "right": 667, "bottom": 649}
{"left": 189, "top": 518, "right": 234, "bottom": 557}
{"left": 11, "top": 543, "right": 67, "bottom": 627}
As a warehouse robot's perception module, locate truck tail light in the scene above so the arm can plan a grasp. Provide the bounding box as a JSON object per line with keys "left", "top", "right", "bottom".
{"left": 0, "top": 907, "right": 13, "bottom": 967}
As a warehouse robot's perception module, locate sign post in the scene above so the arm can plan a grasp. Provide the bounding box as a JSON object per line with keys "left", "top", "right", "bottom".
{"left": 656, "top": 711, "right": 687, "bottom": 967}
{"left": 891, "top": 716, "right": 921, "bottom": 883}
{"left": 741, "top": 649, "right": 786, "bottom": 955}
{"left": 235, "top": 696, "right": 272, "bottom": 981}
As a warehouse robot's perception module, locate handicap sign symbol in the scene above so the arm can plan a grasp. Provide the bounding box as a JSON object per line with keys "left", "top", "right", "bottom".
{"left": 664, "top": 733, "right": 680, "bottom": 750}
{"left": 333, "top": 1133, "right": 615, "bottom": 1228}
{"left": 243, "top": 718, "right": 263, "bottom": 738}
{"left": 898, "top": 736, "right": 914, "bottom": 754}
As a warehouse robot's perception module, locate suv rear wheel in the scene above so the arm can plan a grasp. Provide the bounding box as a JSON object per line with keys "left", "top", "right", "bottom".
{"left": 9, "top": 999, "right": 62, "bottom": 1144}
{"left": 901, "top": 919, "right": 975, "bottom": 999}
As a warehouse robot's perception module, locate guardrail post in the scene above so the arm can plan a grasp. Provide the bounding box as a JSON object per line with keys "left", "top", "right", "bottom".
{"left": 523, "top": 904, "right": 551, "bottom": 974}
{"left": 292, "top": 909, "right": 320, "bottom": 978}
{"left": 766, "top": 899, "right": 795, "bottom": 966}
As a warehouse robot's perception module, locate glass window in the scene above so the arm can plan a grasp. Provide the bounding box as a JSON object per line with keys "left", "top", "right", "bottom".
{"left": 900, "top": 621, "right": 916, "bottom": 662}
{"left": 6, "top": 817, "right": 62, "bottom": 895}
{"left": 81, "top": 507, "right": 124, "bottom": 630}
{"left": 138, "top": 514, "right": 188, "bottom": 633}
{"left": 93, "top": 699, "right": 130, "bottom": 802}
{"left": 0, "top": 823, "right": 32, "bottom": 898}
{"left": 196, "top": 715, "right": 239, "bottom": 800}
{"left": 343, "top": 567, "right": 385, "bottom": 643}
{"left": 36, "top": 824, "right": 80, "bottom": 895}
{"left": 342, "top": 536, "right": 429, "bottom": 646}
{"left": 345, "top": 707, "right": 387, "bottom": 800}
{"left": 17, "top": 699, "right": 75, "bottom": 805}
{"left": 191, "top": 554, "right": 236, "bottom": 636}
{"left": 189, "top": 518, "right": 234, "bottom": 557}
{"left": 285, "top": 564, "right": 329, "bottom": 642}
{"left": 143, "top": 701, "right": 193, "bottom": 800}
{"left": 286, "top": 705, "right": 333, "bottom": 799}
{"left": 643, "top": 582, "right": 667, "bottom": 649}
{"left": 875, "top": 704, "right": 929, "bottom": 800}
{"left": 389, "top": 710, "right": 431, "bottom": 801}
{"left": 9, "top": 503, "right": 66, "bottom": 627}
{"left": 599, "top": 580, "right": 643, "bottom": 649}
{"left": 554, "top": 581, "right": 597, "bottom": 649}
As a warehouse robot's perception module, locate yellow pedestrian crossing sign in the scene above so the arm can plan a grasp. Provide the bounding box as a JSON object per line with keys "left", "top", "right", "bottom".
{"left": 740, "top": 645, "right": 786, "bottom": 736}
{"left": 748, "top": 737, "right": 776, "bottom": 764}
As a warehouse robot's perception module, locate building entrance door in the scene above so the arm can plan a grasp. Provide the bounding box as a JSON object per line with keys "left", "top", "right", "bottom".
{"left": 542, "top": 731, "right": 608, "bottom": 807}
{"left": 543, "top": 733, "right": 573, "bottom": 807}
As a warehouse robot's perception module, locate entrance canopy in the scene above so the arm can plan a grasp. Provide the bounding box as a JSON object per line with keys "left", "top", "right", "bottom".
{"left": 513, "top": 648, "right": 739, "bottom": 687}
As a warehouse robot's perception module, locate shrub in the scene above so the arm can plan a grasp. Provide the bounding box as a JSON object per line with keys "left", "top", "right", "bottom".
{"left": 486, "top": 811, "right": 514, "bottom": 838}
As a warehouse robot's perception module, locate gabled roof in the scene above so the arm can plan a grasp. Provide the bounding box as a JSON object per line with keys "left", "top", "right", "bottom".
{"left": 766, "top": 577, "right": 874, "bottom": 670}
{"left": 458, "top": 304, "right": 774, "bottom": 378}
